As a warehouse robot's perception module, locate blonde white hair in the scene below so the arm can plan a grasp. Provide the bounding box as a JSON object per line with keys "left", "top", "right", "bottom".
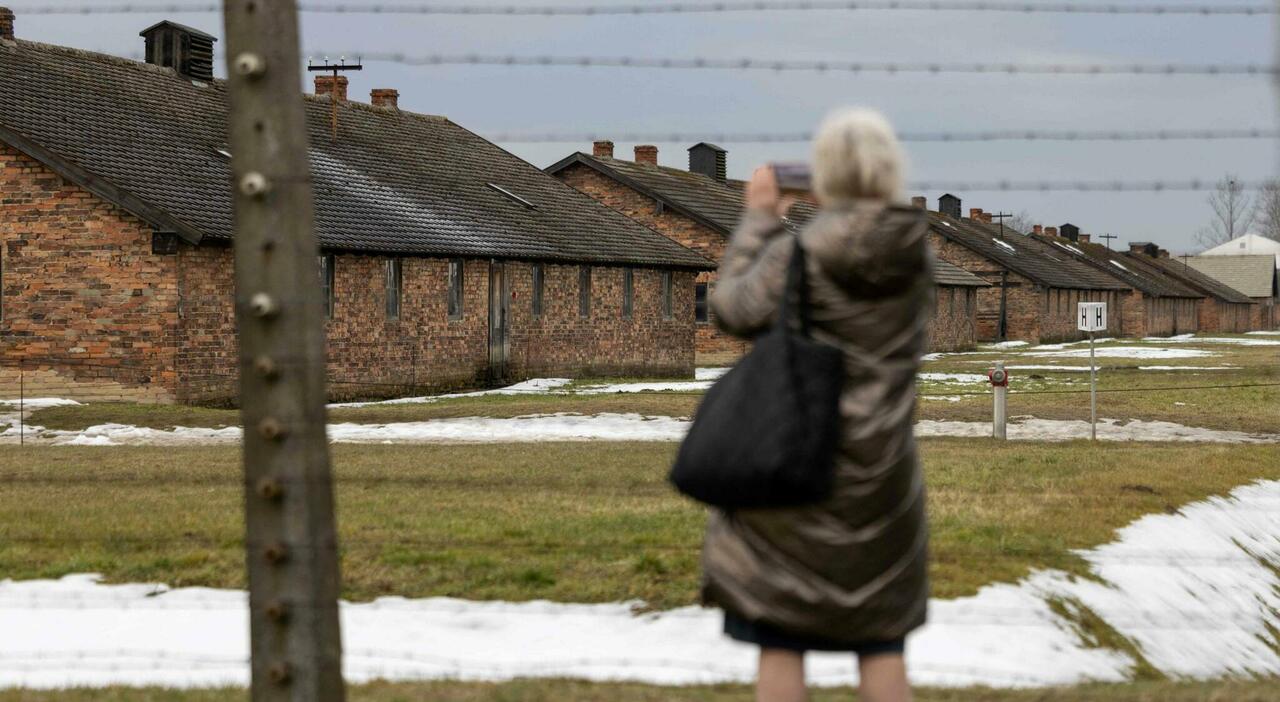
{"left": 811, "top": 108, "right": 905, "bottom": 205}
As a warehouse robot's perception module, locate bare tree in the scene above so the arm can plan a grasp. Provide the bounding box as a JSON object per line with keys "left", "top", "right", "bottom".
{"left": 1252, "top": 179, "right": 1280, "bottom": 242}
{"left": 1005, "top": 210, "right": 1035, "bottom": 235}
{"left": 1196, "top": 174, "right": 1256, "bottom": 248}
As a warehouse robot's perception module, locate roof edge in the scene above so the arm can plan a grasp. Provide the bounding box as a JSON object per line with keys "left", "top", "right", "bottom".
{"left": 546, "top": 152, "right": 734, "bottom": 237}
{"left": 0, "top": 121, "right": 204, "bottom": 245}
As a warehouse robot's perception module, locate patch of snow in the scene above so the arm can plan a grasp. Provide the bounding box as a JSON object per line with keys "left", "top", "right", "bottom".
{"left": 920, "top": 395, "right": 965, "bottom": 402}
{"left": 325, "top": 414, "right": 689, "bottom": 444}
{"left": 0, "top": 398, "right": 82, "bottom": 409}
{"left": 8, "top": 480, "right": 1279, "bottom": 688}
{"left": 1029, "top": 347, "right": 1215, "bottom": 360}
{"left": 1136, "top": 366, "right": 1236, "bottom": 371}
{"left": 1245, "top": 331, "right": 1280, "bottom": 336}
{"left": 329, "top": 378, "right": 575, "bottom": 408}
{"left": 1142, "top": 335, "right": 1280, "bottom": 347}
{"left": 695, "top": 367, "right": 729, "bottom": 381}
{"left": 917, "top": 373, "right": 989, "bottom": 384}
{"left": 982, "top": 341, "right": 1028, "bottom": 349}
{"left": 915, "top": 417, "right": 1278, "bottom": 444}
{"left": 1004, "top": 365, "right": 1093, "bottom": 372}
{"left": 576, "top": 381, "right": 711, "bottom": 394}
{"left": 1029, "top": 338, "right": 1115, "bottom": 351}
{"left": 993, "top": 238, "right": 1017, "bottom": 253}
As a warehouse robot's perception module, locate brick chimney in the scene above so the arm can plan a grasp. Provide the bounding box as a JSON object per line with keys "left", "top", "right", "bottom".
{"left": 1158, "top": 248, "right": 1170, "bottom": 258}
{"left": 981, "top": 212, "right": 993, "bottom": 224}
{"left": 1129, "top": 242, "right": 1159, "bottom": 257}
{"left": 315, "top": 75, "right": 348, "bottom": 102}
{"left": 911, "top": 196, "right": 927, "bottom": 210}
{"left": 0, "top": 7, "right": 14, "bottom": 41}
{"left": 370, "top": 88, "right": 398, "bottom": 109}
{"left": 1045, "top": 227, "right": 1058, "bottom": 237}
{"left": 634, "top": 145, "right": 658, "bottom": 166}
{"left": 593, "top": 140, "right": 614, "bottom": 158}
{"left": 1078, "top": 233, "right": 1091, "bottom": 244}
{"left": 1032, "top": 225, "right": 1043, "bottom": 235}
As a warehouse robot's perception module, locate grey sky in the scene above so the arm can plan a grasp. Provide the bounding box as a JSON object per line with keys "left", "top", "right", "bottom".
{"left": 13, "top": 1, "right": 1279, "bottom": 254}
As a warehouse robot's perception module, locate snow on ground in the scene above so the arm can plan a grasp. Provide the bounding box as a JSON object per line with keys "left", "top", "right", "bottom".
{"left": 1141, "top": 335, "right": 1280, "bottom": 347}
{"left": 1029, "top": 338, "right": 1115, "bottom": 351}
{"left": 915, "top": 418, "right": 1278, "bottom": 444}
{"left": 1246, "top": 331, "right": 1280, "bottom": 336}
{"left": 917, "top": 373, "right": 989, "bottom": 384}
{"left": 6, "top": 479, "right": 1278, "bottom": 689}
{"left": 4, "top": 414, "right": 1275, "bottom": 446}
{"left": 328, "top": 378, "right": 574, "bottom": 408}
{"left": 576, "top": 381, "right": 712, "bottom": 394}
{"left": 695, "top": 367, "right": 729, "bottom": 381}
{"left": 981, "top": 340, "right": 1029, "bottom": 349}
{"left": 1028, "top": 346, "right": 1216, "bottom": 360}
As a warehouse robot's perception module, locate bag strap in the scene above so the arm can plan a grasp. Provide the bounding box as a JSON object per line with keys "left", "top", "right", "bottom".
{"left": 779, "top": 236, "right": 813, "bottom": 337}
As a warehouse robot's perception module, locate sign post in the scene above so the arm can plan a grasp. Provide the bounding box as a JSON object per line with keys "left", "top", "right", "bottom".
{"left": 1077, "top": 302, "right": 1107, "bottom": 441}
{"left": 989, "top": 362, "right": 1009, "bottom": 440}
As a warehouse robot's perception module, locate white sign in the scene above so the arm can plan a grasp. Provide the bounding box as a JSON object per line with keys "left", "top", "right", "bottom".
{"left": 1078, "top": 302, "right": 1107, "bottom": 332}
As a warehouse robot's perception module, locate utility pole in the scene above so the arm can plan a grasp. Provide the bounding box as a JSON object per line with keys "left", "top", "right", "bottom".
{"left": 307, "top": 57, "right": 362, "bottom": 141}
{"left": 223, "top": 2, "right": 345, "bottom": 700}
{"left": 1098, "top": 233, "right": 1118, "bottom": 250}
{"left": 989, "top": 211, "right": 1013, "bottom": 238}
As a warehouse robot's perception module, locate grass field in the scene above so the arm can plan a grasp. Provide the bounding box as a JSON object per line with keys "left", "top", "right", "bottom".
{"left": 3, "top": 335, "right": 1277, "bottom": 699}
{"left": 4, "top": 679, "right": 1280, "bottom": 701}
{"left": 1, "top": 440, "right": 1276, "bottom": 604}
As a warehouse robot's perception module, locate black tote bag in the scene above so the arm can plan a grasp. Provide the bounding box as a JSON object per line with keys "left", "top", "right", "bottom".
{"left": 670, "top": 238, "right": 845, "bottom": 509}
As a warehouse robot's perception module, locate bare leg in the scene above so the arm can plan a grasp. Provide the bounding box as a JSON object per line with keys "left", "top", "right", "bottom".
{"left": 858, "top": 653, "right": 910, "bottom": 702}
{"left": 757, "top": 647, "right": 807, "bottom": 702}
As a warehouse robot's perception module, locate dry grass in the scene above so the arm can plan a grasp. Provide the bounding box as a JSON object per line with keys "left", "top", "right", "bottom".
{"left": 0, "top": 440, "right": 1275, "bottom": 604}
{"left": 3, "top": 679, "right": 1278, "bottom": 701}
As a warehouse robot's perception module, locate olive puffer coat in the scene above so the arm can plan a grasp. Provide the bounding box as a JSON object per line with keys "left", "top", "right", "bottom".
{"left": 700, "top": 201, "right": 934, "bottom": 643}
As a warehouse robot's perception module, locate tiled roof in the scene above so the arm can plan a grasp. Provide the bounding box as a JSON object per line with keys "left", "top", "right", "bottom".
{"left": 1026, "top": 234, "right": 1202, "bottom": 298}
{"left": 928, "top": 213, "right": 1129, "bottom": 291}
{"left": 1185, "top": 255, "right": 1278, "bottom": 298}
{"left": 548, "top": 152, "right": 987, "bottom": 287}
{"left": 1122, "top": 254, "right": 1255, "bottom": 304}
{"left": 0, "top": 40, "right": 712, "bottom": 269}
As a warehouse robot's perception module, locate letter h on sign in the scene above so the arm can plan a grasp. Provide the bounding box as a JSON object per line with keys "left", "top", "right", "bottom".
{"left": 1078, "top": 302, "right": 1107, "bottom": 332}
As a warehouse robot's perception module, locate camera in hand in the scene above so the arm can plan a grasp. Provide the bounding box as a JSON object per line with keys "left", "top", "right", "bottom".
{"left": 771, "top": 162, "right": 812, "bottom": 193}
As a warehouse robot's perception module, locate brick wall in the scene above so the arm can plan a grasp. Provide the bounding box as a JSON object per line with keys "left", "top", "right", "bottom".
{"left": 2, "top": 143, "right": 698, "bottom": 405}
{"left": 930, "top": 285, "right": 977, "bottom": 351}
{"left": 1197, "top": 298, "right": 1252, "bottom": 333}
{"left": 0, "top": 144, "right": 178, "bottom": 402}
{"left": 554, "top": 162, "right": 745, "bottom": 357}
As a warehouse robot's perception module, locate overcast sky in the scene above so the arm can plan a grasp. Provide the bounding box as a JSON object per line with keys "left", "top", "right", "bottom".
{"left": 15, "top": 1, "right": 1280, "bottom": 253}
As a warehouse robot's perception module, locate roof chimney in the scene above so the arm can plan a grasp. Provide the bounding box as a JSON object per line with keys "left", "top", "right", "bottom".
{"left": 1078, "top": 233, "right": 1091, "bottom": 244}
{"left": 315, "top": 75, "right": 348, "bottom": 102}
{"left": 1032, "top": 225, "right": 1043, "bottom": 235}
{"left": 911, "top": 196, "right": 927, "bottom": 210}
{"left": 140, "top": 21, "right": 216, "bottom": 82}
{"left": 370, "top": 88, "right": 398, "bottom": 109}
{"left": 688, "top": 142, "right": 727, "bottom": 181}
{"left": 938, "top": 194, "right": 961, "bottom": 220}
{"left": 634, "top": 145, "right": 658, "bottom": 166}
{"left": 969, "top": 208, "right": 983, "bottom": 220}
{"left": 981, "top": 212, "right": 993, "bottom": 224}
{"left": 1045, "top": 227, "right": 1058, "bottom": 237}
{"left": 1060, "top": 223, "right": 1080, "bottom": 242}
{"left": 1158, "top": 248, "right": 1170, "bottom": 258}
{"left": 593, "top": 140, "right": 615, "bottom": 158}
{"left": 0, "top": 7, "right": 14, "bottom": 41}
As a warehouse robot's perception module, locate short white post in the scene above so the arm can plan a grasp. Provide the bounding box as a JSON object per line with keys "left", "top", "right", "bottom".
{"left": 1089, "top": 331, "right": 1097, "bottom": 441}
{"left": 992, "top": 361, "right": 1007, "bottom": 440}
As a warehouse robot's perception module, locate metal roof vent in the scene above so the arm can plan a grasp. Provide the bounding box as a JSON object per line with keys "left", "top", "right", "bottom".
{"left": 938, "top": 193, "right": 961, "bottom": 220}
{"left": 688, "top": 142, "right": 727, "bottom": 182}
{"left": 140, "top": 21, "right": 216, "bottom": 82}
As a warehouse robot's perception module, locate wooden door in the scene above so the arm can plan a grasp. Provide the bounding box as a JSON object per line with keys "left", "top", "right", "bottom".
{"left": 488, "top": 260, "right": 509, "bottom": 381}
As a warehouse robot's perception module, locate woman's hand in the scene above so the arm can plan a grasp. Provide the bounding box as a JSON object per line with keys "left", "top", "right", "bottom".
{"left": 746, "top": 166, "right": 799, "bottom": 219}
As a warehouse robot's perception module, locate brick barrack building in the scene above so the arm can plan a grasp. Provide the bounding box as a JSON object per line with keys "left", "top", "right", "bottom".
{"left": 0, "top": 16, "right": 713, "bottom": 404}
{"left": 548, "top": 143, "right": 989, "bottom": 355}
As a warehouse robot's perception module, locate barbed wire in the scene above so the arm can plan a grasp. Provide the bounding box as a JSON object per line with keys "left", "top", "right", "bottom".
{"left": 487, "top": 127, "right": 1280, "bottom": 143}
{"left": 13, "top": 2, "right": 1276, "bottom": 17}
{"left": 326, "top": 51, "right": 1279, "bottom": 77}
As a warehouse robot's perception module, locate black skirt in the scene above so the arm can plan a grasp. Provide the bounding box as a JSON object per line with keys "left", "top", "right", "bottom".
{"left": 724, "top": 611, "right": 905, "bottom": 656}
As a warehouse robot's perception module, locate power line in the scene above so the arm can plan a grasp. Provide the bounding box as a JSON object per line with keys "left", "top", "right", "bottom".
{"left": 332, "top": 51, "right": 1279, "bottom": 76}
{"left": 907, "top": 179, "right": 1277, "bottom": 192}
{"left": 13, "top": 2, "right": 1277, "bottom": 17}
{"left": 486, "top": 127, "right": 1280, "bottom": 143}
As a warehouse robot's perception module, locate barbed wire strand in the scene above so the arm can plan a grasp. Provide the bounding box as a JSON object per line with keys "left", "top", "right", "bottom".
{"left": 12, "top": 2, "right": 1277, "bottom": 17}
{"left": 320, "top": 51, "right": 1279, "bottom": 77}
{"left": 486, "top": 127, "right": 1280, "bottom": 143}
